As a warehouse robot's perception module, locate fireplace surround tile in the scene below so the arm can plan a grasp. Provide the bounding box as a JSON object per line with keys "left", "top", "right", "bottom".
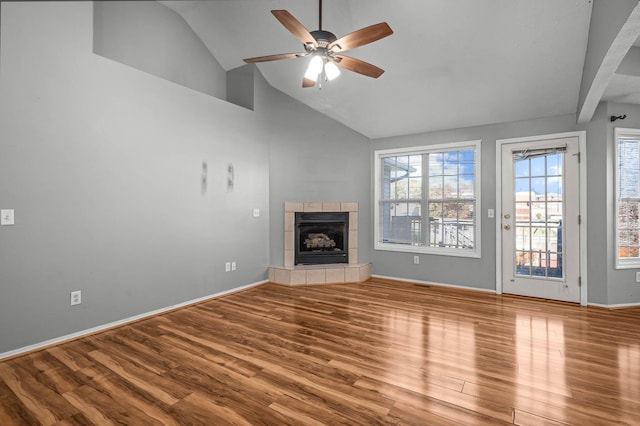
{"left": 345, "top": 266, "right": 360, "bottom": 282}
{"left": 348, "top": 249, "right": 359, "bottom": 264}
{"left": 284, "top": 231, "right": 294, "bottom": 251}
{"left": 341, "top": 202, "right": 358, "bottom": 212}
{"left": 349, "top": 211, "right": 358, "bottom": 230}
{"left": 303, "top": 202, "right": 323, "bottom": 212}
{"left": 274, "top": 268, "right": 290, "bottom": 285}
{"left": 268, "top": 263, "right": 371, "bottom": 286}
{"left": 325, "top": 268, "right": 345, "bottom": 284}
{"left": 284, "top": 201, "right": 359, "bottom": 267}
{"left": 359, "top": 263, "right": 371, "bottom": 281}
{"left": 285, "top": 202, "right": 304, "bottom": 213}
{"left": 322, "top": 202, "right": 341, "bottom": 212}
{"left": 290, "top": 269, "right": 306, "bottom": 285}
{"left": 284, "top": 250, "right": 294, "bottom": 267}
{"left": 271, "top": 201, "right": 370, "bottom": 286}
{"left": 306, "top": 269, "right": 326, "bottom": 284}
{"left": 349, "top": 230, "right": 359, "bottom": 249}
{"left": 284, "top": 212, "right": 294, "bottom": 232}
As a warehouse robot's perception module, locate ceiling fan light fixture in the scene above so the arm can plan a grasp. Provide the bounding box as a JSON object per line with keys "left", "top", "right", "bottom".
{"left": 304, "top": 55, "right": 324, "bottom": 81}
{"left": 324, "top": 60, "right": 340, "bottom": 80}
{"left": 243, "top": 3, "right": 393, "bottom": 88}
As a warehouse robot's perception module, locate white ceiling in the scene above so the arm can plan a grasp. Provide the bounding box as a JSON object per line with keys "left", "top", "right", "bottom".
{"left": 161, "top": 1, "right": 596, "bottom": 139}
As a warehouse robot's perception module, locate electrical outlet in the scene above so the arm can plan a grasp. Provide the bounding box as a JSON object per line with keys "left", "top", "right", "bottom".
{"left": 253, "top": 208, "right": 260, "bottom": 217}
{"left": 413, "top": 255, "right": 420, "bottom": 265}
{"left": 231, "top": 261, "right": 237, "bottom": 271}
{"left": 70, "top": 290, "right": 81, "bottom": 306}
{"left": 225, "top": 262, "right": 231, "bottom": 272}
{"left": 636, "top": 272, "right": 640, "bottom": 283}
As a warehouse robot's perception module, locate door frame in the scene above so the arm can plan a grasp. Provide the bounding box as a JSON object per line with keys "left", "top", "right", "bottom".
{"left": 495, "top": 131, "right": 588, "bottom": 305}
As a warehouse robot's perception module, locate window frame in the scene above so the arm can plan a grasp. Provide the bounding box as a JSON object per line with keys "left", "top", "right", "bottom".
{"left": 374, "top": 140, "right": 482, "bottom": 258}
{"left": 614, "top": 127, "right": 640, "bottom": 269}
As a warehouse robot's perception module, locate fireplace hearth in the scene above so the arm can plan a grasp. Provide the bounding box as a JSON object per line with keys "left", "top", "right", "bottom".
{"left": 269, "top": 202, "right": 370, "bottom": 285}
{"left": 295, "top": 212, "right": 348, "bottom": 265}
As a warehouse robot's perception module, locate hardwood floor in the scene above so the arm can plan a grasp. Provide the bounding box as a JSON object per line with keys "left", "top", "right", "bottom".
{"left": 1, "top": 278, "right": 639, "bottom": 425}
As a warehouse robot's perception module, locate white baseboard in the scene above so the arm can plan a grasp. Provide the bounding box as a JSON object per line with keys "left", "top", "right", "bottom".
{"left": 373, "top": 275, "right": 640, "bottom": 308}
{"left": 371, "top": 274, "right": 496, "bottom": 293}
{"left": 0, "top": 280, "right": 268, "bottom": 361}
{"left": 588, "top": 301, "right": 640, "bottom": 309}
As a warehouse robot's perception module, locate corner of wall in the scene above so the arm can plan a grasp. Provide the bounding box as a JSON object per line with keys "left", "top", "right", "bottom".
{"left": 226, "top": 64, "right": 255, "bottom": 111}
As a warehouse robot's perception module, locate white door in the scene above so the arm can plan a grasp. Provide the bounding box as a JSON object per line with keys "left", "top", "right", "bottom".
{"left": 501, "top": 136, "right": 581, "bottom": 303}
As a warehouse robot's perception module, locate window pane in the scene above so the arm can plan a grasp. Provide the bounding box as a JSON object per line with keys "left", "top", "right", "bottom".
{"left": 616, "top": 134, "right": 640, "bottom": 265}
{"left": 516, "top": 202, "right": 531, "bottom": 221}
{"left": 429, "top": 176, "right": 443, "bottom": 198}
{"left": 460, "top": 174, "right": 475, "bottom": 198}
{"left": 619, "top": 229, "right": 630, "bottom": 246}
{"left": 385, "top": 202, "right": 414, "bottom": 244}
{"left": 429, "top": 153, "right": 443, "bottom": 176}
{"left": 619, "top": 140, "right": 640, "bottom": 198}
{"left": 460, "top": 149, "right": 475, "bottom": 167}
{"left": 456, "top": 202, "right": 474, "bottom": 220}
{"left": 443, "top": 175, "right": 457, "bottom": 197}
{"left": 531, "top": 177, "right": 545, "bottom": 196}
{"left": 429, "top": 201, "right": 443, "bottom": 219}
{"left": 409, "top": 177, "right": 422, "bottom": 198}
{"left": 548, "top": 177, "right": 563, "bottom": 201}
{"left": 530, "top": 156, "right": 545, "bottom": 176}
{"left": 377, "top": 143, "right": 478, "bottom": 255}
{"left": 547, "top": 153, "right": 562, "bottom": 176}
{"left": 515, "top": 226, "right": 530, "bottom": 251}
{"left": 516, "top": 178, "right": 530, "bottom": 195}
{"left": 515, "top": 160, "right": 529, "bottom": 178}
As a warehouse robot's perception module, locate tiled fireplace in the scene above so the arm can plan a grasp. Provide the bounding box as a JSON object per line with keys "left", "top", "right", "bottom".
{"left": 268, "top": 202, "right": 371, "bottom": 285}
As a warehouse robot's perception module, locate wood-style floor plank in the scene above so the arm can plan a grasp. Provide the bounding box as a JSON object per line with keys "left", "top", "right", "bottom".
{"left": 1, "top": 278, "right": 640, "bottom": 424}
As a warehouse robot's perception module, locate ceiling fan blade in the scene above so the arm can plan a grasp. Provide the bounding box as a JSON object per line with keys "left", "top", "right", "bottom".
{"left": 303, "top": 77, "right": 316, "bottom": 88}
{"left": 333, "top": 55, "right": 385, "bottom": 78}
{"left": 243, "top": 52, "right": 306, "bottom": 63}
{"left": 272, "top": 10, "right": 318, "bottom": 49}
{"left": 328, "top": 22, "right": 393, "bottom": 53}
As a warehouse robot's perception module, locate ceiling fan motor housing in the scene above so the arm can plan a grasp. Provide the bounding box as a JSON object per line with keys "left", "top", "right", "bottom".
{"left": 310, "top": 30, "right": 337, "bottom": 49}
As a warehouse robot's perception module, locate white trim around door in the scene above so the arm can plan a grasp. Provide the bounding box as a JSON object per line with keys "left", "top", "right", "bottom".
{"left": 495, "top": 131, "right": 587, "bottom": 305}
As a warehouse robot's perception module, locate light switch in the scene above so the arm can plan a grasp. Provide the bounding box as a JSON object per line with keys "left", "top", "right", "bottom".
{"left": 488, "top": 209, "right": 495, "bottom": 219}
{"left": 1, "top": 209, "right": 15, "bottom": 225}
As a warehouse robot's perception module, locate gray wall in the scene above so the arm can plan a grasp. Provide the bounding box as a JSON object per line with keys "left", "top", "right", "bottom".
{"left": 0, "top": 2, "right": 268, "bottom": 355}
{"left": 584, "top": 102, "right": 609, "bottom": 304}
{"left": 256, "top": 72, "right": 372, "bottom": 267}
{"left": 93, "top": 1, "right": 226, "bottom": 100}
{"left": 227, "top": 64, "right": 254, "bottom": 111}
{"left": 0, "top": 1, "right": 374, "bottom": 355}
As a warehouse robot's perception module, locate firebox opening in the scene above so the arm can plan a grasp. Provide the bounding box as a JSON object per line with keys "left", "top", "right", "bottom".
{"left": 295, "top": 212, "right": 349, "bottom": 265}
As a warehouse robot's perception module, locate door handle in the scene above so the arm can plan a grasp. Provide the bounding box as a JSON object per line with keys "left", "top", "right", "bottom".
{"left": 504, "top": 213, "right": 511, "bottom": 219}
{"left": 504, "top": 224, "right": 511, "bottom": 230}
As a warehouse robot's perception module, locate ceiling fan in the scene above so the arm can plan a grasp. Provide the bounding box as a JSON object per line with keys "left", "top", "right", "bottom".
{"left": 243, "top": 0, "right": 393, "bottom": 88}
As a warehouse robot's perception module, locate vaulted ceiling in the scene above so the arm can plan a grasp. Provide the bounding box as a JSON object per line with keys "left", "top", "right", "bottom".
{"left": 161, "top": 1, "right": 640, "bottom": 139}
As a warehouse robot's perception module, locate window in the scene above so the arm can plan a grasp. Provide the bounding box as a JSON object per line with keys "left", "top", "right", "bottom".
{"left": 615, "top": 128, "right": 640, "bottom": 268}
{"left": 374, "top": 140, "right": 481, "bottom": 257}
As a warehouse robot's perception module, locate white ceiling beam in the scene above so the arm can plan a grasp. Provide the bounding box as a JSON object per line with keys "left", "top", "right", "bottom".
{"left": 577, "top": 0, "right": 640, "bottom": 123}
